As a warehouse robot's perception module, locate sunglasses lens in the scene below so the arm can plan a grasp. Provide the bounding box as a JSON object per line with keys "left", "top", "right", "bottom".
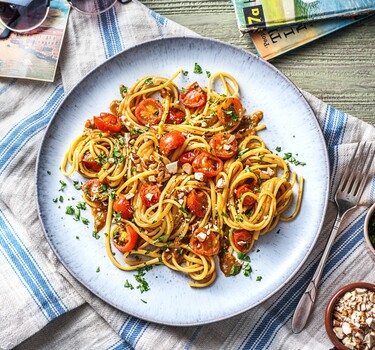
{"left": 0, "top": 0, "right": 48, "bottom": 32}
{"left": 70, "top": 0, "right": 117, "bottom": 14}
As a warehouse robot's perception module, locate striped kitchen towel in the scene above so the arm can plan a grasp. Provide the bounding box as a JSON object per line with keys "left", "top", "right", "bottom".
{"left": 0, "top": 1, "right": 374, "bottom": 349}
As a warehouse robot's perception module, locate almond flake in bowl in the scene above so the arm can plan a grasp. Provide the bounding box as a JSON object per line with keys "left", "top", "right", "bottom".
{"left": 325, "top": 283, "right": 375, "bottom": 350}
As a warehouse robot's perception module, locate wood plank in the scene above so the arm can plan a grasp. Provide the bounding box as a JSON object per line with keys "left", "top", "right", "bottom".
{"left": 142, "top": 1, "right": 375, "bottom": 125}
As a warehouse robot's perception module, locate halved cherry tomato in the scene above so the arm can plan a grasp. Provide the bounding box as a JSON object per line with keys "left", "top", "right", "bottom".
{"left": 94, "top": 112, "right": 122, "bottom": 133}
{"left": 190, "top": 228, "right": 220, "bottom": 257}
{"left": 135, "top": 98, "right": 164, "bottom": 126}
{"left": 140, "top": 184, "right": 161, "bottom": 207}
{"left": 166, "top": 107, "right": 185, "bottom": 124}
{"left": 178, "top": 151, "right": 196, "bottom": 166}
{"left": 180, "top": 82, "right": 207, "bottom": 108}
{"left": 192, "top": 151, "right": 223, "bottom": 178}
{"left": 82, "top": 151, "right": 102, "bottom": 172}
{"left": 113, "top": 195, "right": 134, "bottom": 220}
{"left": 82, "top": 179, "right": 107, "bottom": 202}
{"left": 187, "top": 190, "right": 208, "bottom": 218}
{"left": 209, "top": 133, "right": 237, "bottom": 160}
{"left": 236, "top": 181, "right": 259, "bottom": 207}
{"left": 112, "top": 224, "right": 138, "bottom": 252}
{"left": 233, "top": 229, "right": 253, "bottom": 253}
{"left": 159, "top": 131, "right": 186, "bottom": 156}
{"left": 217, "top": 97, "right": 243, "bottom": 127}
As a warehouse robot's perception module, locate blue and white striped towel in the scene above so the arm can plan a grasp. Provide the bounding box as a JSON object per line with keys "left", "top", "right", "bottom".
{"left": 0, "top": 1, "right": 374, "bottom": 349}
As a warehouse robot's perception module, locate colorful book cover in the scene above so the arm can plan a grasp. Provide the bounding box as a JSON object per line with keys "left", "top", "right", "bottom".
{"left": 0, "top": 0, "right": 70, "bottom": 82}
{"left": 231, "top": 0, "right": 375, "bottom": 33}
{"left": 250, "top": 15, "right": 371, "bottom": 60}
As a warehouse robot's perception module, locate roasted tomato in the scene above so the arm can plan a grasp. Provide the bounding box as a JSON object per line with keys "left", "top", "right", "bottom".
{"left": 233, "top": 229, "right": 253, "bottom": 253}
{"left": 192, "top": 151, "right": 223, "bottom": 178}
{"left": 135, "top": 98, "right": 163, "bottom": 126}
{"left": 82, "top": 151, "right": 102, "bottom": 172}
{"left": 140, "top": 184, "right": 161, "bottom": 207}
{"left": 112, "top": 224, "right": 138, "bottom": 252}
{"left": 166, "top": 107, "right": 185, "bottom": 124}
{"left": 159, "top": 131, "right": 186, "bottom": 156}
{"left": 113, "top": 195, "right": 134, "bottom": 220}
{"left": 236, "top": 181, "right": 259, "bottom": 207}
{"left": 187, "top": 190, "right": 208, "bottom": 218}
{"left": 178, "top": 151, "right": 196, "bottom": 166}
{"left": 190, "top": 228, "right": 220, "bottom": 257}
{"left": 93, "top": 112, "right": 122, "bottom": 133}
{"left": 82, "top": 179, "right": 107, "bottom": 202}
{"left": 209, "top": 133, "right": 237, "bottom": 160}
{"left": 217, "top": 97, "right": 243, "bottom": 127}
{"left": 180, "top": 82, "right": 207, "bottom": 108}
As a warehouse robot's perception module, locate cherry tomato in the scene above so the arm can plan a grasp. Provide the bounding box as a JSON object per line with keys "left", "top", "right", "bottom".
{"left": 192, "top": 151, "right": 223, "bottom": 178}
{"left": 190, "top": 228, "right": 220, "bottom": 257}
{"left": 140, "top": 184, "right": 161, "bottom": 207}
{"left": 180, "top": 82, "right": 207, "bottom": 108}
{"left": 236, "top": 181, "right": 259, "bottom": 207}
{"left": 166, "top": 107, "right": 185, "bottom": 124}
{"left": 159, "top": 131, "right": 186, "bottom": 156}
{"left": 112, "top": 224, "right": 138, "bottom": 253}
{"left": 134, "top": 98, "right": 163, "bottom": 126}
{"left": 178, "top": 151, "right": 196, "bottom": 166}
{"left": 82, "top": 151, "right": 102, "bottom": 172}
{"left": 113, "top": 195, "right": 134, "bottom": 220}
{"left": 82, "top": 179, "right": 107, "bottom": 202}
{"left": 233, "top": 229, "right": 253, "bottom": 253}
{"left": 209, "top": 133, "right": 237, "bottom": 160}
{"left": 93, "top": 112, "right": 122, "bottom": 133}
{"left": 187, "top": 190, "right": 208, "bottom": 218}
{"left": 217, "top": 97, "right": 243, "bottom": 127}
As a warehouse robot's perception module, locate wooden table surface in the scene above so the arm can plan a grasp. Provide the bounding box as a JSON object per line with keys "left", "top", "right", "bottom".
{"left": 142, "top": 0, "right": 375, "bottom": 127}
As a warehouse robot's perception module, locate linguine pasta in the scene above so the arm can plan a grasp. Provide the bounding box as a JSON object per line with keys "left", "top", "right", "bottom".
{"left": 61, "top": 69, "right": 303, "bottom": 288}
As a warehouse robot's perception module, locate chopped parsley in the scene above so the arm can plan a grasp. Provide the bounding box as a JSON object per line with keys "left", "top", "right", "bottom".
{"left": 134, "top": 267, "right": 151, "bottom": 293}
{"left": 237, "top": 148, "right": 250, "bottom": 159}
{"left": 283, "top": 152, "right": 306, "bottom": 166}
{"left": 81, "top": 218, "right": 89, "bottom": 225}
{"left": 96, "top": 266, "right": 100, "bottom": 273}
{"left": 95, "top": 152, "right": 108, "bottom": 166}
{"left": 92, "top": 231, "right": 100, "bottom": 240}
{"left": 73, "top": 181, "right": 82, "bottom": 190}
{"left": 52, "top": 198, "right": 58, "bottom": 203}
{"left": 182, "top": 70, "right": 189, "bottom": 76}
{"left": 124, "top": 280, "right": 134, "bottom": 290}
{"left": 144, "top": 78, "right": 154, "bottom": 86}
{"left": 76, "top": 201, "right": 86, "bottom": 210}
{"left": 275, "top": 146, "right": 281, "bottom": 152}
{"left": 59, "top": 180, "right": 67, "bottom": 191}
{"left": 206, "top": 71, "right": 211, "bottom": 78}
{"left": 256, "top": 276, "right": 263, "bottom": 281}
{"left": 59, "top": 195, "right": 64, "bottom": 203}
{"left": 193, "top": 63, "right": 203, "bottom": 74}
{"left": 181, "top": 87, "right": 186, "bottom": 93}
{"left": 47, "top": 170, "right": 51, "bottom": 175}
{"left": 179, "top": 206, "right": 188, "bottom": 214}
{"left": 120, "top": 85, "right": 128, "bottom": 94}
{"left": 65, "top": 206, "right": 75, "bottom": 215}
{"left": 229, "top": 264, "right": 241, "bottom": 276}
{"left": 153, "top": 234, "right": 168, "bottom": 244}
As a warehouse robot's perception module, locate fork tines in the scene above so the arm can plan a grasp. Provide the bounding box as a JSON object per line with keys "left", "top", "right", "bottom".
{"left": 339, "top": 142, "right": 374, "bottom": 200}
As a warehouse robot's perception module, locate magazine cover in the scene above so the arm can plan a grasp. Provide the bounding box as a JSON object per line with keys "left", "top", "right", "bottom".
{"left": 0, "top": 0, "right": 70, "bottom": 82}
{"left": 250, "top": 15, "right": 371, "bottom": 60}
{"left": 231, "top": 0, "right": 375, "bottom": 33}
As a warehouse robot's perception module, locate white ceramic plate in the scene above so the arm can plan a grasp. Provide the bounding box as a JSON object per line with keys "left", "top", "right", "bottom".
{"left": 36, "top": 37, "right": 329, "bottom": 326}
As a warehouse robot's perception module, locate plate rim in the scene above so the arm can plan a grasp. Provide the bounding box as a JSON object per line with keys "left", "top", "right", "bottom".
{"left": 35, "top": 35, "right": 330, "bottom": 326}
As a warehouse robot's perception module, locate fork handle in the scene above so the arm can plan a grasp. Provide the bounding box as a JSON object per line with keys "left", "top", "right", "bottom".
{"left": 291, "top": 213, "right": 342, "bottom": 333}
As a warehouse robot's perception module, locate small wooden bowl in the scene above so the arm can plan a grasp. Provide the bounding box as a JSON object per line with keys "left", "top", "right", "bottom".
{"left": 364, "top": 203, "right": 375, "bottom": 259}
{"left": 325, "top": 282, "right": 375, "bottom": 350}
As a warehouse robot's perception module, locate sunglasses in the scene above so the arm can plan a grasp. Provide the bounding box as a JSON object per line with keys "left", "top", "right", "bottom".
{"left": 0, "top": 0, "right": 131, "bottom": 35}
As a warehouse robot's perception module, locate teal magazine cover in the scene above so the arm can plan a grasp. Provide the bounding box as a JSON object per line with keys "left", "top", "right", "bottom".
{"left": 231, "top": 0, "right": 375, "bottom": 33}
{"left": 0, "top": 0, "right": 70, "bottom": 82}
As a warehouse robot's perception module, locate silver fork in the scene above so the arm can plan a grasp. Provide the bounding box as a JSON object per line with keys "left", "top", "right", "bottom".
{"left": 292, "top": 142, "right": 374, "bottom": 334}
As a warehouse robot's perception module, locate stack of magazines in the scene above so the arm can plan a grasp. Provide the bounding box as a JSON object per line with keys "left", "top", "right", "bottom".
{"left": 231, "top": 0, "right": 375, "bottom": 60}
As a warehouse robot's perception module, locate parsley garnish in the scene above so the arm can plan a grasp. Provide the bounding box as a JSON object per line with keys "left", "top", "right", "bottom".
{"left": 120, "top": 85, "right": 128, "bottom": 94}
{"left": 59, "top": 180, "right": 67, "bottom": 191}
{"left": 96, "top": 266, "right": 100, "bottom": 273}
{"left": 124, "top": 280, "right": 134, "bottom": 289}
{"left": 77, "top": 201, "right": 86, "bottom": 210}
{"left": 256, "top": 276, "right": 262, "bottom": 281}
{"left": 229, "top": 264, "right": 241, "bottom": 276}
{"left": 153, "top": 234, "right": 168, "bottom": 244}
{"left": 73, "top": 181, "right": 82, "bottom": 190}
{"left": 82, "top": 218, "right": 89, "bottom": 225}
{"left": 275, "top": 146, "right": 281, "bottom": 152}
{"left": 47, "top": 170, "right": 51, "bottom": 175}
{"left": 283, "top": 152, "right": 306, "bottom": 166}
{"left": 237, "top": 148, "right": 250, "bottom": 159}
{"left": 206, "top": 70, "right": 211, "bottom": 78}
{"left": 193, "top": 63, "right": 203, "bottom": 74}
{"left": 65, "top": 206, "right": 75, "bottom": 215}
{"left": 144, "top": 78, "right": 154, "bottom": 86}
{"left": 134, "top": 267, "right": 151, "bottom": 293}
{"left": 92, "top": 231, "right": 100, "bottom": 240}
{"left": 182, "top": 70, "right": 189, "bottom": 76}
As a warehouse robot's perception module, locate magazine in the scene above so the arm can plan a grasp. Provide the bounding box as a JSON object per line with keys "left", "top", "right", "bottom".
{"left": 249, "top": 15, "right": 372, "bottom": 60}
{"left": 231, "top": 0, "right": 375, "bottom": 33}
{"left": 0, "top": 0, "right": 70, "bottom": 82}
